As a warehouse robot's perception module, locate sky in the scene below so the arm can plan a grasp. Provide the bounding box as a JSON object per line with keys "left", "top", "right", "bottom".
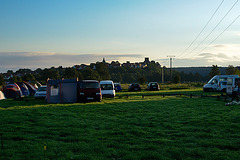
{"left": 0, "top": 0, "right": 240, "bottom": 72}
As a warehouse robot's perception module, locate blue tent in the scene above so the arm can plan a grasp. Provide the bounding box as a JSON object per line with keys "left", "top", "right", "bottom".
{"left": 16, "top": 82, "right": 30, "bottom": 96}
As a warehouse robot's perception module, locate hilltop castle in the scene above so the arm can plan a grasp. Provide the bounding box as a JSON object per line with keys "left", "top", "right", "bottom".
{"left": 73, "top": 57, "right": 161, "bottom": 70}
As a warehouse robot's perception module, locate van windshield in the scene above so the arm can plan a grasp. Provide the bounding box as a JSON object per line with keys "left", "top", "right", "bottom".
{"left": 81, "top": 82, "right": 99, "bottom": 89}
{"left": 101, "top": 84, "right": 113, "bottom": 90}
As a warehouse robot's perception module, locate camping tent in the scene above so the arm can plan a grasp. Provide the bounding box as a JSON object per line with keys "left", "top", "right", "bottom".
{"left": 23, "top": 81, "right": 37, "bottom": 95}
{"left": 2, "top": 83, "right": 23, "bottom": 98}
{"left": 2, "top": 85, "right": 22, "bottom": 99}
{"left": 28, "top": 80, "right": 42, "bottom": 89}
{"left": 0, "top": 91, "right": 6, "bottom": 100}
{"left": 46, "top": 79, "right": 78, "bottom": 103}
{"left": 16, "top": 82, "right": 30, "bottom": 96}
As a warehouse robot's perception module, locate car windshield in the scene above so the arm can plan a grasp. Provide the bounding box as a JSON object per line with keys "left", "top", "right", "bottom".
{"left": 101, "top": 84, "right": 113, "bottom": 90}
{"left": 38, "top": 87, "right": 46, "bottom": 91}
{"left": 150, "top": 83, "right": 157, "bottom": 86}
{"left": 132, "top": 84, "right": 139, "bottom": 87}
{"left": 81, "top": 82, "right": 99, "bottom": 89}
{"left": 114, "top": 84, "right": 120, "bottom": 87}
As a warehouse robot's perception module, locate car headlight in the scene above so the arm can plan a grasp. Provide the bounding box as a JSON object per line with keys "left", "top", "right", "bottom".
{"left": 80, "top": 93, "right": 84, "bottom": 95}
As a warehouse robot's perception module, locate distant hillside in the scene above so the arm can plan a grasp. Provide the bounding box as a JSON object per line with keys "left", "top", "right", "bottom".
{"left": 173, "top": 67, "right": 227, "bottom": 77}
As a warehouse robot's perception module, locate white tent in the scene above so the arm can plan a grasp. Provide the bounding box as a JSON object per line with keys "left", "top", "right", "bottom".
{"left": 0, "top": 91, "right": 6, "bottom": 100}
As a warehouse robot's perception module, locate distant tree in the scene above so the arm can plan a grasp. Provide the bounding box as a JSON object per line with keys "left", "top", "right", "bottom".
{"left": 16, "top": 68, "right": 32, "bottom": 75}
{"left": 209, "top": 65, "right": 220, "bottom": 78}
{"left": 173, "top": 75, "right": 181, "bottom": 84}
{"left": 7, "top": 70, "right": 14, "bottom": 74}
{"left": 95, "top": 62, "right": 110, "bottom": 80}
{"left": 138, "top": 75, "right": 147, "bottom": 85}
{"left": 0, "top": 74, "right": 5, "bottom": 86}
{"left": 111, "top": 73, "right": 122, "bottom": 83}
{"left": 82, "top": 67, "right": 100, "bottom": 80}
{"left": 194, "top": 72, "right": 202, "bottom": 82}
{"left": 9, "top": 76, "right": 22, "bottom": 82}
{"left": 63, "top": 67, "right": 79, "bottom": 79}
{"left": 22, "top": 73, "right": 35, "bottom": 81}
{"left": 41, "top": 68, "right": 60, "bottom": 82}
{"left": 226, "top": 65, "right": 236, "bottom": 75}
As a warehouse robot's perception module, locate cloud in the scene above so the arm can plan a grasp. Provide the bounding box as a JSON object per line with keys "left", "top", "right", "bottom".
{"left": 0, "top": 52, "right": 143, "bottom": 72}
{"left": 156, "top": 52, "right": 240, "bottom": 68}
{"left": 213, "top": 45, "right": 227, "bottom": 48}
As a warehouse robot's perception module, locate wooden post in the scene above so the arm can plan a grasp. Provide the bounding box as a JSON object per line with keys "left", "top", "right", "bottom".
{"left": 44, "top": 144, "right": 46, "bottom": 160}
{"left": 0, "top": 133, "right": 3, "bottom": 149}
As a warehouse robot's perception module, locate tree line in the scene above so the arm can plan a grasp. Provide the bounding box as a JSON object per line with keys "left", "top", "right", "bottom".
{"left": 0, "top": 63, "right": 239, "bottom": 86}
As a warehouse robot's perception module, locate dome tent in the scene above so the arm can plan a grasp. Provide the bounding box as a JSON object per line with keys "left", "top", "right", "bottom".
{"left": 0, "top": 91, "right": 6, "bottom": 100}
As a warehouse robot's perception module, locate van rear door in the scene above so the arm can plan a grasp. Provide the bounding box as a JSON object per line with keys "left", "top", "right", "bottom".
{"left": 227, "top": 77, "right": 234, "bottom": 95}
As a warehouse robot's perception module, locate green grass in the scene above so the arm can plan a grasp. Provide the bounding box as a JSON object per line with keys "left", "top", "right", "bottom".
{"left": 0, "top": 89, "right": 240, "bottom": 160}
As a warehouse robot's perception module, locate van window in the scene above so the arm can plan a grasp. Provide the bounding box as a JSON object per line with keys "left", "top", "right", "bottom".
{"left": 101, "top": 84, "right": 113, "bottom": 90}
{"left": 81, "top": 82, "right": 99, "bottom": 89}
{"left": 220, "top": 78, "right": 227, "bottom": 81}
{"left": 211, "top": 79, "right": 218, "bottom": 84}
{"left": 227, "top": 78, "right": 233, "bottom": 85}
{"left": 221, "top": 82, "right": 227, "bottom": 85}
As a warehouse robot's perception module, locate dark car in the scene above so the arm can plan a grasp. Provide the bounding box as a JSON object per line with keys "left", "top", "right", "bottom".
{"left": 114, "top": 83, "right": 122, "bottom": 92}
{"left": 128, "top": 83, "right": 141, "bottom": 91}
{"left": 78, "top": 80, "right": 102, "bottom": 102}
{"left": 147, "top": 82, "right": 160, "bottom": 91}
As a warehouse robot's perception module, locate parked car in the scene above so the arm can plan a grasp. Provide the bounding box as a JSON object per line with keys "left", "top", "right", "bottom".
{"left": 128, "top": 83, "right": 141, "bottom": 91}
{"left": 78, "top": 80, "right": 102, "bottom": 102}
{"left": 114, "top": 83, "right": 122, "bottom": 92}
{"left": 147, "top": 82, "right": 160, "bottom": 91}
{"left": 34, "top": 85, "right": 47, "bottom": 99}
{"left": 100, "top": 80, "right": 115, "bottom": 98}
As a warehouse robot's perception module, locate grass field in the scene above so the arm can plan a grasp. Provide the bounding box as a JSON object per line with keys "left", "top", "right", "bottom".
{"left": 0, "top": 88, "right": 240, "bottom": 160}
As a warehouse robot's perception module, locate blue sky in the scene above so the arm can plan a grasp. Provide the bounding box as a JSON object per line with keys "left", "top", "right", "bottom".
{"left": 0, "top": 0, "right": 240, "bottom": 72}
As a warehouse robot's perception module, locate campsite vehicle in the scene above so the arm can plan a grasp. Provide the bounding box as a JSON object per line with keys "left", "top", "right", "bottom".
{"left": 128, "top": 83, "right": 141, "bottom": 91}
{"left": 147, "top": 82, "right": 160, "bottom": 91}
{"left": 34, "top": 85, "right": 47, "bottom": 99}
{"left": 100, "top": 80, "right": 115, "bottom": 98}
{"left": 203, "top": 75, "right": 239, "bottom": 92}
{"left": 114, "top": 83, "right": 122, "bottom": 92}
{"left": 226, "top": 77, "right": 240, "bottom": 95}
{"left": 78, "top": 80, "right": 102, "bottom": 102}
{"left": 47, "top": 79, "right": 78, "bottom": 103}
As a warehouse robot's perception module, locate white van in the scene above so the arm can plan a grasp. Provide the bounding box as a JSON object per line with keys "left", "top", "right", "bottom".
{"left": 226, "top": 77, "right": 240, "bottom": 95}
{"left": 203, "top": 75, "right": 239, "bottom": 92}
{"left": 100, "top": 80, "right": 115, "bottom": 98}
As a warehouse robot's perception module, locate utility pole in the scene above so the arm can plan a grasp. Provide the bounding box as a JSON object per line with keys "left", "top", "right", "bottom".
{"left": 162, "top": 67, "right": 164, "bottom": 83}
{"left": 167, "top": 56, "right": 175, "bottom": 82}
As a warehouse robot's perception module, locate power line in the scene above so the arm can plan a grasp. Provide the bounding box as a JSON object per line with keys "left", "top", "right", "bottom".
{"left": 192, "top": 13, "right": 240, "bottom": 57}
{"left": 182, "top": 0, "right": 239, "bottom": 58}
{"left": 176, "top": 0, "right": 225, "bottom": 58}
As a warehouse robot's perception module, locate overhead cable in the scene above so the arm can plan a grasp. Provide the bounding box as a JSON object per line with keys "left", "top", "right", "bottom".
{"left": 176, "top": 0, "right": 225, "bottom": 58}
{"left": 182, "top": 0, "right": 239, "bottom": 58}
{"left": 192, "top": 13, "right": 240, "bottom": 57}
